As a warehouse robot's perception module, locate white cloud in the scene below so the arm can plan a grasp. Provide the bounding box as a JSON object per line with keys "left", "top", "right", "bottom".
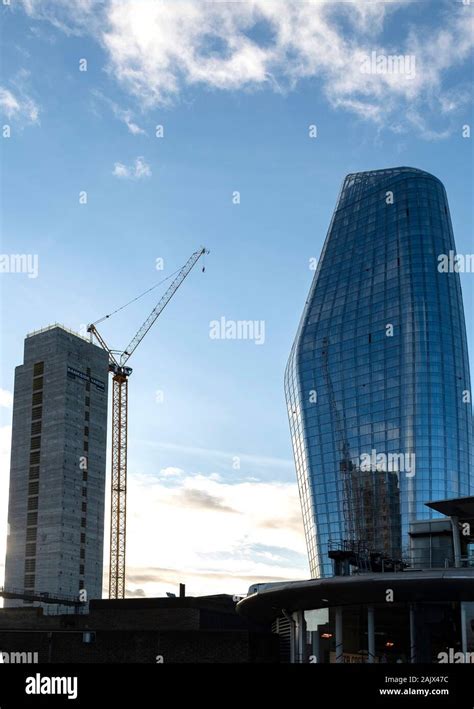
{"left": 133, "top": 155, "right": 151, "bottom": 178}
{"left": 123, "top": 115, "right": 145, "bottom": 135}
{"left": 112, "top": 162, "right": 129, "bottom": 178}
{"left": 112, "top": 155, "right": 151, "bottom": 180}
{"left": 91, "top": 89, "right": 146, "bottom": 134}
{"left": 159, "top": 466, "right": 184, "bottom": 478}
{"left": 101, "top": 0, "right": 472, "bottom": 134}
{"left": 0, "top": 88, "right": 20, "bottom": 116}
{"left": 20, "top": 0, "right": 473, "bottom": 136}
{"left": 103, "top": 470, "right": 307, "bottom": 598}
{"left": 0, "top": 389, "right": 13, "bottom": 408}
{"left": 21, "top": 0, "right": 100, "bottom": 36}
{"left": 0, "top": 86, "right": 39, "bottom": 124}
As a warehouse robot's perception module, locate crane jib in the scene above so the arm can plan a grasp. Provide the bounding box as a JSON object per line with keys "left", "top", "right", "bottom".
{"left": 119, "top": 248, "right": 206, "bottom": 365}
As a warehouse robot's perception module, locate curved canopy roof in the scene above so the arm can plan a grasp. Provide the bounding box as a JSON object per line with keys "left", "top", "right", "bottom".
{"left": 236, "top": 569, "right": 474, "bottom": 623}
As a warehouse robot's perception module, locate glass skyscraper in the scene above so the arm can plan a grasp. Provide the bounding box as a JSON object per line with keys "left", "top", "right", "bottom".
{"left": 285, "top": 167, "right": 473, "bottom": 578}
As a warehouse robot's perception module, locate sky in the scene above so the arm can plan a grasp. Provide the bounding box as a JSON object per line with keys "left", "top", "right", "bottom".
{"left": 0, "top": 0, "right": 473, "bottom": 601}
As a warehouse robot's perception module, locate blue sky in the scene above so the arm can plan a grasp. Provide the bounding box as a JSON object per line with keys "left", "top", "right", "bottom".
{"left": 0, "top": 0, "right": 473, "bottom": 599}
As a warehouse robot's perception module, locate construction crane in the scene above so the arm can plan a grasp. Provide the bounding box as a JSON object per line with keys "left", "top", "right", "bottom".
{"left": 88, "top": 247, "right": 208, "bottom": 599}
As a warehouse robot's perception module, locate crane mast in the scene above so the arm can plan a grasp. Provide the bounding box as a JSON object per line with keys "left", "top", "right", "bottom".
{"left": 88, "top": 247, "right": 207, "bottom": 599}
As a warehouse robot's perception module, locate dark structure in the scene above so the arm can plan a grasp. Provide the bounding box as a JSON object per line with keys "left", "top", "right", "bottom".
{"left": 0, "top": 595, "right": 277, "bottom": 663}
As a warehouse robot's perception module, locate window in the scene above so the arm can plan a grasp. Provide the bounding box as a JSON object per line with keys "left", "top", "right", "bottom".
{"left": 32, "top": 393, "right": 43, "bottom": 407}
{"left": 28, "top": 481, "right": 39, "bottom": 495}
{"left": 24, "top": 574, "right": 35, "bottom": 589}
{"left": 31, "top": 421, "right": 42, "bottom": 435}
{"left": 30, "top": 436, "right": 41, "bottom": 450}
{"left": 33, "top": 362, "right": 44, "bottom": 376}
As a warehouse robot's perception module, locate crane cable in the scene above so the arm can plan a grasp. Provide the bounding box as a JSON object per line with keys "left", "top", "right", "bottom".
{"left": 91, "top": 267, "right": 183, "bottom": 326}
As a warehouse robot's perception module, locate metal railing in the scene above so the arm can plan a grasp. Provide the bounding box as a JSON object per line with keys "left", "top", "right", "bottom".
{"left": 327, "top": 540, "right": 474, "bottom": 574}
{"left": 26, "top": 323, "right": 89, "bottom": 342}
{"left": 408, "top": 555, "right": 474, "bottom": 570}
{"left": 0, "top": 586, "right": 87, "bottom": 607}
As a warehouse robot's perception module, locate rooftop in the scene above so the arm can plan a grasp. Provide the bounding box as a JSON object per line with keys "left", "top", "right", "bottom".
{"left": 426, "top": 496, "right": 474, "bottom": 521}
{"left": 236, "top": 568, "right": 474, "bottom": 623}
{"left": 26, "top": 323, "right": 92, "bottom": 344}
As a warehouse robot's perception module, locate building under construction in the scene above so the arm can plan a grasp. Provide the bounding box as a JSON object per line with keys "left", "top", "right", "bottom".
{"left": 4, "top": 325, "right": 109, "bottom": 609}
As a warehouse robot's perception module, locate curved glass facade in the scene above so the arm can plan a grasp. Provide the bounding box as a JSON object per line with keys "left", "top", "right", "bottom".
{"left": 285, "top": 167, "right": 473, "bottom": 578}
